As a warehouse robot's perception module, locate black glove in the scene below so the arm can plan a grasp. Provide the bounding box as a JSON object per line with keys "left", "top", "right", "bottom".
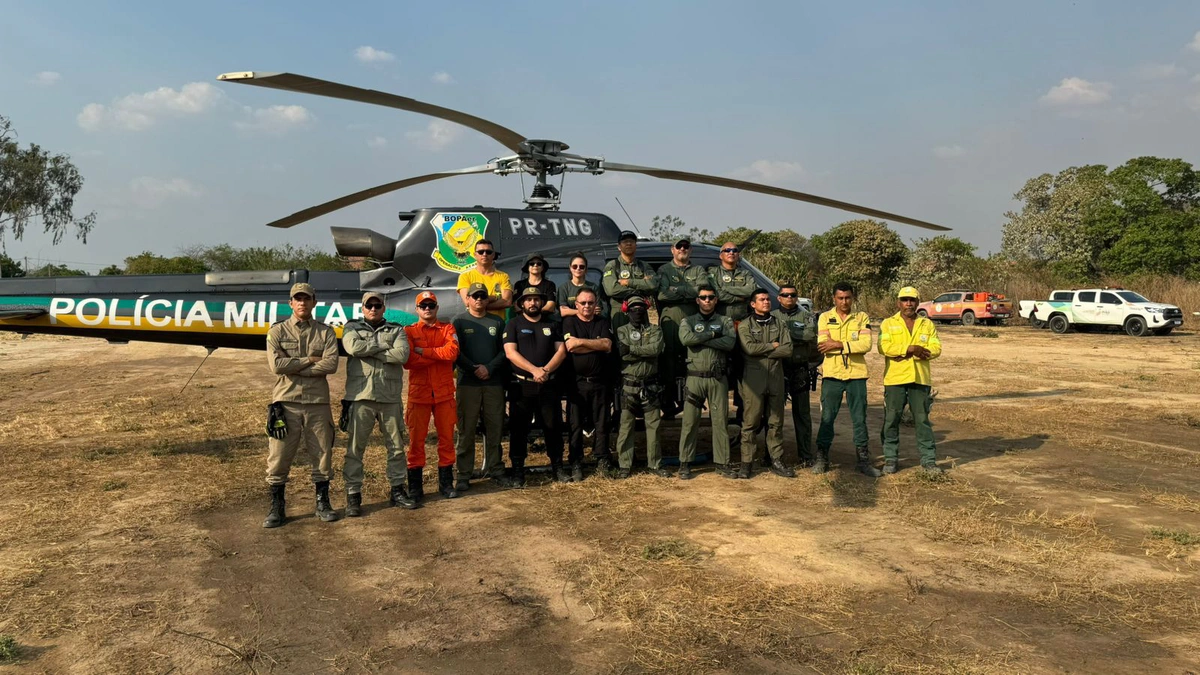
{"left": 266, "top": 402, "right": 288, "bottom": 439}
{"left": 338, "top": 400, "right": 353, "bottom": 432}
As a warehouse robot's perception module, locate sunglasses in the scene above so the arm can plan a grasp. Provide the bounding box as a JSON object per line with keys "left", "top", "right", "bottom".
{"left": 364, "top": 302, "right": 385, "bottom": 309}
{"left": 721, "top": 247, "right": 740, "bottom": 254}
{"left": 698, "top": 295, "right": 718, "bottom": 301}
{"left": 475, "top": 249, "right": 495, "bottom": 255}
{"left": 470, "top": 293, "right": 488, "bottom": 300}
{"left": 675, "top": 242, "right": 690, "bottom": 250}
{"left": 570, "top": 264, "right": 587, "bottom": 270}
{"left": 418, "top": 303, "right": 438, "bottom": 310}
{"left": 527, "top": 261, "right": 544, "bottom": 267}
{"left": 778, "top": 293, "right": 796, "bottom": 298}
{"left": 576, "top": 300, "right": 596, "bottom": 306}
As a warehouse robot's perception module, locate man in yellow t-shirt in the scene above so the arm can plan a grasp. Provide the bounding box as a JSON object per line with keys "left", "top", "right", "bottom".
{"left": 456, "top": 238, "right": 513, "bottom": 319}
{"left": 877, "top": 286, "right": 943, "bottom": 474}
{"left": 814, "top": 281, "right": 878, "bottom": 476}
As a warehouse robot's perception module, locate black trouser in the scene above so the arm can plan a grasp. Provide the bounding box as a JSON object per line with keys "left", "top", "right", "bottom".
{"left": 782, "top": 363, "right": 814, "bottom": 463}
{"left": 508, "top": 379, "right": 565, "bottom": 466}
{"left": 568, "top": 378, "right": 610, "bottom": 463}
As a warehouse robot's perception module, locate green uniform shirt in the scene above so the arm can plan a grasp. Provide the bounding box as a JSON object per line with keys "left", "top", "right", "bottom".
{"left": 452, "top": 312, "right": 508, "bottom": 387}
{"left": 773, "top": 307, "right": 819, "bottom": 365}
{"left": 737, "top": 313, "right": 792, "bottom": 388}
{"left": 679, "top": 311, "right": 737, "bottom": 374}
{"left": 342, "top": 319, "right": 410, "bottom": 403}
{"left": 617, "top": 322, "right": 664, "bottom": 380}
{"left": 656, "top": 262, "right": 711, "bottom": 309}
{"left": 602, "top": 257, "right": 657, "bottom": 309}
{"left": 707, "top": 264, "right": 757, "bottom": 321}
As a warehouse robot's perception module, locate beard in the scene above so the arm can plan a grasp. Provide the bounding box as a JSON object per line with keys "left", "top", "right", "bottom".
{"left": 524, "top": 306, "right": 543, "bottom": 318}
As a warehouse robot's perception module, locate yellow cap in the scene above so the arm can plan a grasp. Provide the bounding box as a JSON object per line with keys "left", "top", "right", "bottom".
{"left": 897, "top": 286, "right": 920, "bottom": 300}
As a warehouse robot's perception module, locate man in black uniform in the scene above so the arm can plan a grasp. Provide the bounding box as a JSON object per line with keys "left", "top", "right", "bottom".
{"left": 563, "top": 287, "right": 614, "bottom": 479}
{"left": 503, "top": 286, "right": 568, "bottom": 486}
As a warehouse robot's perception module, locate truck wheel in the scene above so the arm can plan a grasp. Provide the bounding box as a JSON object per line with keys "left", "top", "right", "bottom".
{"left": 1153, "top": 326, "right": 1174, "bottom": 336}
{"left": 961, "top": 311, "right": 976, "bottom": 326}
{"left": 1124, "top": 316, "right": 1149, "bottom": 337}
{"left": 1030, "top": 318, "right": 1045, "bottom": 329}
{"left": 1048, "top": 315, "right": 1069, "bottom": 334}
{"left": 917, "top": 309, "right": 928, "bottom": 319}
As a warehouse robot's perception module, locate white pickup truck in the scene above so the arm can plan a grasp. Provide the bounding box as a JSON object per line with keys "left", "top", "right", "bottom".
{"left": 1018, "top": 289, "right": 1184, "bottom": 336}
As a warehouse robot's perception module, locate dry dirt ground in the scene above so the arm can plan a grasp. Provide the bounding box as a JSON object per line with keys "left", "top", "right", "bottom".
{"left": 1, "top": 326, "right": 1198, "bottom": 674}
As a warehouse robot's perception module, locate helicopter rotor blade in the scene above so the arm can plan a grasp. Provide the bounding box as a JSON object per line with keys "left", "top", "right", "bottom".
{"left": 218, "top": 71, "right": 527, "bottom": 153}
{"left": 265, "top": 164, "right": 498, "bottom": 229}
{"left": 603, "top": 162, "right": 950, "bottom": 231}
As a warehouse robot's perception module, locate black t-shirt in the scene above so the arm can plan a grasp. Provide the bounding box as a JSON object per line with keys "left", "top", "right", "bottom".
{"left": 503, "top": 314, "right": 564, "bottom": 378}
{"left": 513, "top": 278, "right": 557, "bottom": 305}
{"left": 562, "top": 315, "right": 613, "bottom": 378}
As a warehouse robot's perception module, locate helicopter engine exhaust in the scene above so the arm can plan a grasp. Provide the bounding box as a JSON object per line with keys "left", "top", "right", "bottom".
{"left": 330, "top": 227, "right": 399, "bottom": 262}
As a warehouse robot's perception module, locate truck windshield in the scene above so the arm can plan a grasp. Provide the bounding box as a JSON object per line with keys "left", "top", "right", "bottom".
{"left": 1117, "top": 291, "right": 1149, "bottom": 303}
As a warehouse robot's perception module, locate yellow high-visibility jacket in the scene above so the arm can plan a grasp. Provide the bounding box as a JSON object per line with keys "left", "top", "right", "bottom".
{"left": 817, "top": 309, "right": 872, "bottom": 380}
{"left": 877, "top": 312, "right": 941, "bottom": 386}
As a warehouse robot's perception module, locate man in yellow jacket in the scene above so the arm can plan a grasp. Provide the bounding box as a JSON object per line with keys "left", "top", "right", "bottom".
{"left": 814, "top": 282, "right": 878, "bottom": 476}
{"left": 877, "top": 287, "right": 944, "bottom": 474}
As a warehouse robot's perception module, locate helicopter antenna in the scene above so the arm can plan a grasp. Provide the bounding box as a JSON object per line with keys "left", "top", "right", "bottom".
{"left": 178, "top": 346, "right": 218, "bottom": 395}
{"left": 614, "top": 197, "right": 640, "bottom": 234}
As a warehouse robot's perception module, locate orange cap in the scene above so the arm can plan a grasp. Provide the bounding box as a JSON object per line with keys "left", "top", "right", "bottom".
{"left": 415, "top": 291, "right": 438, "bottom": 305}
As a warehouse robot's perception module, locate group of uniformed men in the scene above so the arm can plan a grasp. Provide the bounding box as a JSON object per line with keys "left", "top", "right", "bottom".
{"left": 259, "top": 230, "right": 944, "bottom": 528}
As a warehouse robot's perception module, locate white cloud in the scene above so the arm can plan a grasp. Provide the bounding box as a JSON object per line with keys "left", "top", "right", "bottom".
{"left": 367, "top": 136, "right": 389, "bottom": 149}
{"left": 32, "top": 71, "right": 61, "bottom": 87}
{"left": 431, "top": 71, "right": 455, "bottom": 85}
{"left": 355, "top": 46, "right": 396, "bottom": 63}
{"left": 234, "top": 105, "right": 313, "bottom": 134}
{"left": 1135, "top": 63, "right": 1184, "bottom": 80}
{"left": 77, "top": 82, "right": 222, "bottom": 131}
{"left": 1187, "top": 31, "right": 1200, "bottom": 52}
{"left": 129, "top": 177, "right": 202, "bottom": 209}
{"left": 1039, "top": 77, "right": 1113, "bottom": 106}
{"left": 405, "top": 119, "right": 461, "bottom": 151}
{"left": 932, "top": 144, "right": 966, "bottom": 159}
{"left": 729, "top": 159, "right": 805, "bottom": 183}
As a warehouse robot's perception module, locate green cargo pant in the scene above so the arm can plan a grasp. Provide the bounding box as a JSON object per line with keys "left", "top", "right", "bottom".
{"left": 740, "top": 380, "right": 786, "bottom": 464}
{"left": 343, "top": 400, "right": 407, "bottom": 493}
{"left": 881, "top": 383, "right": 937, "bottom": 466}
{"left": 617, "top": 385, "right": 663, "bottom": 469}
{"left": 815, "top": 377, "right": 869, "bottom": 451}
{"left": 679, "top": 375, "right": 730, "bottom": 464}
{"left": 267, "top": 402, "right": 334, "bottom": 486}
{"left": 456, "top": 384, "right": 506, "bottom": 479}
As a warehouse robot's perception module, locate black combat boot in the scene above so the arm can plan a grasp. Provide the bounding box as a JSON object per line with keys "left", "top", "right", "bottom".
{"left": 882, "top": 459, "right": 899, "bottom": 475}
{"left": 262, "top": 484, "right": 286, "bottom": 528}
{"left": 552, "top": 461, "right": 570, "bottom": 483}
{"left": 615, "top": 467, "right": 632, "bottom": 479}
{"left": 455, "top": 469, "right": 471, "bottom": 493}
{"left": 511, "top": 461, "right": 526, "bottom": 489}
{"left": 408, "top": 468, "right": 425, "bottom": 506}
{"left": 737, "top": 460, "right": 753, "bottom": 479}
{"left": 678, "top": 462, "right": 694, "bottom": 480}
{"left": 345, "top": 491, "right": 363, "bottom": 518}
{"left": 812, "top": 447, "right": 831, "bottom": 474}
{"left": 438, "top": 466, "right": 459, "bottom": 499}
{"left": 653, "top": 466, "right": 672, "bottom": 478}
{"left": 595, "top": 456, "right": 612, "bottom": 478}
{"left": 856, "top": 447, "right": 882, "bottom": 478}
{"left": 571, "top": 462, "right": 584, "bottom": 483}
{"left": 770, "top": 459, "right": 796, "bottom": 478}
{"left": 314, "top": 481, "right": 339, "bottom": 522}
{"left": 390, "top": 484, "right": 418, "bottom": 509}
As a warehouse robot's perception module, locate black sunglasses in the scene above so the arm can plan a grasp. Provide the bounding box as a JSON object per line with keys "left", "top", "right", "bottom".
{"left": 470, "top": 293, "right": 488, "bottom": 300}
{"left": 570, "top": 264, "right": 587, "bottom": 270}
{"left": 475, "top": 249, "right": 495, "bottom": 255}
{"left": 364, "top": 302, "right": 385, "bottom": 309}
{"left": 576, "top": 300, "right": 596, "bottom": 306}
{"left": 418, "top": 303, "right": 438, "bottom": 310}
{"left": 698, "top": 295, "right": 718, "bottom": 301}
{"left": 778, "top": 293, "right": 796, "bottom": 298}
{"left": 527, "top": 261, "right": 544, "bottom": 267}
{"left": 721, "top": 247, "right": 740, "bottom": 254}
{"left": 675, "top": 242, "right": 690, "bottom": 250}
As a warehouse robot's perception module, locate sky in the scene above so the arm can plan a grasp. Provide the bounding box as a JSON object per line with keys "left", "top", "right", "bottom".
{"left": 2, "top": 0, "right": 1199, "bottom": 272}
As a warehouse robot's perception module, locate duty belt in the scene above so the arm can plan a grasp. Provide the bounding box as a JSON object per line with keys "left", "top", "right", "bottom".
{"left": 514, "top": 373, "right": 555, "bottom": 382}
{"left": 576, "top": 375, "right": 605, "bottom": 383}
{"left": 687, "top": 369, "right": 723, "bottom": 379}
{"left": 623, "top": 375, "right": 659, "bottom": 387}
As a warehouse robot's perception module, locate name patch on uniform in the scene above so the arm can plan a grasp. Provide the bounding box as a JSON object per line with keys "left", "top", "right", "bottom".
{"left": 520, "top": 329, "right": 533, "bottom": 335}
{"left": 464, "top": 328, "right": 475, "bottom": 334}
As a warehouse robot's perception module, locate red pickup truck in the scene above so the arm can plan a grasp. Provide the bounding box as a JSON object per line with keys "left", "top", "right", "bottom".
{"left": 917, "top": 290, "right": 1012, "bottom": 326}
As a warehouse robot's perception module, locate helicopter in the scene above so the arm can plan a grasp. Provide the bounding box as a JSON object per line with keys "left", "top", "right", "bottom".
{"left": 0, "top": 71, "right": 949, "bottom": 350}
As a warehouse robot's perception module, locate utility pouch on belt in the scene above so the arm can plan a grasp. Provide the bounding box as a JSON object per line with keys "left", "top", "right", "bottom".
{"left": 266, "top": 402, "right": 288, "bottom": 439}
{"left": 338, "top": 400, "right": 352, "bottom": 432}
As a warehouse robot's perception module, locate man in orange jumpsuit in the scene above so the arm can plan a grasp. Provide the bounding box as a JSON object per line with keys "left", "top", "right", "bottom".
{"left": 404, "top": 291, "right": 460, "bottom": 504}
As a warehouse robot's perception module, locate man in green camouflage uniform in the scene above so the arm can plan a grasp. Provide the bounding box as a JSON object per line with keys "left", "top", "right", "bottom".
{"left": 677, "top": 285, "right": 737, "bottom": 480}
{"left": 737, "top": 289, "right": 794, "bottom": 479}
{"left": 656, "top": 236, "right": 711, "bottom": 417}
{"left": 615, "top": 295, "right": 668, "bottom": 479}
{"left": 602, "top": 230, "right": 657, "bottom": 330}
{"left": 708, "top": 241, "right": 756, "bottom": 420}
{"left": 773, "top": 283, "right": 820, "bottom": 467}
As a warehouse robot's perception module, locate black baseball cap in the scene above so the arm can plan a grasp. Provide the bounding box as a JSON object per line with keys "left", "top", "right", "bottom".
{"left": 618, "top": 230, "right": 638, "bottom": 242}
